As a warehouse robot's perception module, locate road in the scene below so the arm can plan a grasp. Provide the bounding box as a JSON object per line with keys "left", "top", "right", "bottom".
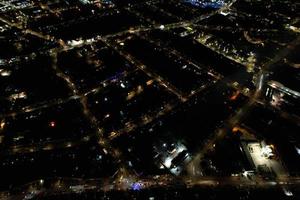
{"left": 4, "top": 1, "right": 299, "bottom": 198}
{"left": 186, "top": 35, "right": 300, "bottom": 177}
{"left": 1, "top": 175, "right": 300, "bottom": 200}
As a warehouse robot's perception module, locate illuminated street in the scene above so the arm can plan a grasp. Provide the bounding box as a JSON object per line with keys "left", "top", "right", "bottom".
{"left": 0, "top": 0, "right": 299, "bottom": 199}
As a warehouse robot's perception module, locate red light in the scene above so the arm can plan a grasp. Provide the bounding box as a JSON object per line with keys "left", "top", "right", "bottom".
{"left": 49, "top": 121, "right": 56, "bottom": 128}
{"left": 230, "top": 91, "right": 240, "bottom": 101}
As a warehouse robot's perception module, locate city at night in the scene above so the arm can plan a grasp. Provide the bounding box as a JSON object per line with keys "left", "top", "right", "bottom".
{"left": 0, "top": 0, "right": 299, "bottom": 199}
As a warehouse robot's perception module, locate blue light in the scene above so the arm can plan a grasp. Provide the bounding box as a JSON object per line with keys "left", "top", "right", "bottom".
{"left": 131, "top": 182, "right": 142, "bottom": 191}
{"left": 183, "top": 0, "right": 225, "bottom": 9}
